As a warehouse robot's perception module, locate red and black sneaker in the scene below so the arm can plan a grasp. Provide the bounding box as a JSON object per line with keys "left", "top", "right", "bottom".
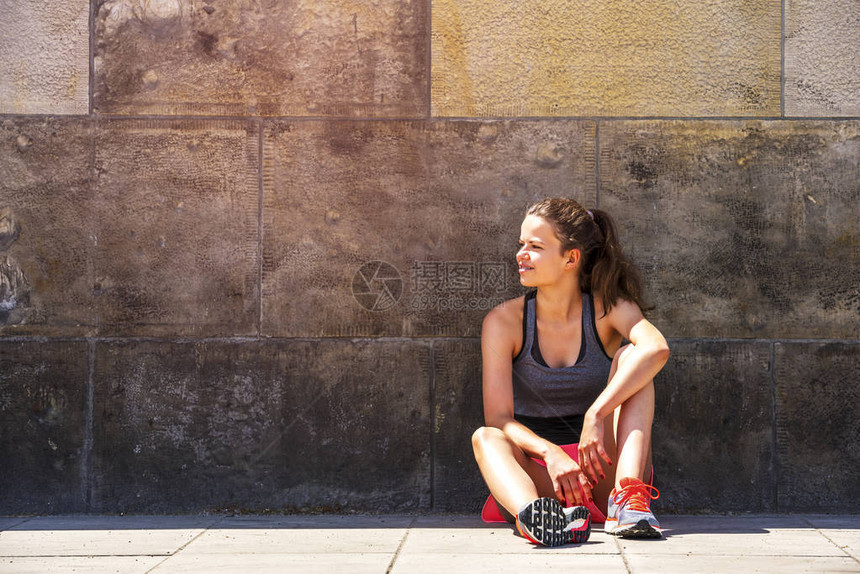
{"left": 515, "top": 497, "right": 591, "bottom": 547}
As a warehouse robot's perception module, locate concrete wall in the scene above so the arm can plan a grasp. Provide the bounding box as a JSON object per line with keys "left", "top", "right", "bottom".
{"left": 0, "top": 0, "right": 857, "bottom": 515}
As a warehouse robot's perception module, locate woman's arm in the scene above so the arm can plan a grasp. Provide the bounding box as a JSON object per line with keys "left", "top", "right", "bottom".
{"left": 481, "top": 306, "right": 544, "bottom": 454}
{"left": 577, "top": 299, "right": 670, "bottom": 483}
{"left": 481, "top": 305, "right": 594, "bottom": 506}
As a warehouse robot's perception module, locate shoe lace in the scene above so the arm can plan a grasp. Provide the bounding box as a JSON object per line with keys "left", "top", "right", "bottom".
{"left": 613, "top": 482, "right": 660, "bottom": 512}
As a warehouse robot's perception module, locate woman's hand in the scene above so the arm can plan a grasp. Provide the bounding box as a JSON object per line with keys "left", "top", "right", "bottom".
{"left": 544, "top": 446, "right": 593, "bottom": 507}
{"left": 578, "top": 411, "right": 613, "bottom": 485}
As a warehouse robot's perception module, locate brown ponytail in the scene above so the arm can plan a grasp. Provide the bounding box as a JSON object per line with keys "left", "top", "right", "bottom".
{"left": 526, "top": 198, "right": 650, "bottom": 316}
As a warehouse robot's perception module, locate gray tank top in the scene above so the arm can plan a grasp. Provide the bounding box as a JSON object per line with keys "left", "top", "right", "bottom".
{"left": 512, "top": 290, "right": 613, "bottom": 418}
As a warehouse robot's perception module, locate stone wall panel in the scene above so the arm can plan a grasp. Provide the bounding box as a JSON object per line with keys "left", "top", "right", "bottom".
{"left": 785, "top": 0, "right": 860, "bottom": 117}
{"left": 262, "top": 119, "right": 595, "bottom": 337}
{"left": 432, "top": 339, "right": 484, "bottom": 512}
{"left": 0, "top": 118, "right": 95, "bottom": 336}
{"left": 92, "top": 339, "right": 432, "bottom": 513}
{"left": 432, "top": 0, "right": 781, "bottom": 117}
{"left": 600, "top": 120, "right": 860, "bottom": 339}
{"left": 93, "top": 120, "right": 259, "bottom": 337}
{"left": 0, "top": 0, "right": 856, "bottom": 518}
{"left": 775, "top": 342, "right": 860, "bottom": 512}
{"left": 94, "top": 0, "right": 427, "bottom": 117}
{"left": 653, "top": 341, "right": 774, "bottom": 513}
{"left": 0, "top": 2, "right": 90, "bottom": 115}
{"left": 0, "top": 340, "right": 88, "bottom": 514}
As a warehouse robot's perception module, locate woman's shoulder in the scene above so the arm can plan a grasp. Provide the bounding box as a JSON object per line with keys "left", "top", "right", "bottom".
{"left": 592, "top": 292, "right": 647, "bottom": 351}
{"left": 592, "top": 292, "right": 644, "bottom": 322}
{"left": 481, "top": 295, "right": 526, "bottom": 357}
{"left": 482, "top": 294, "right": 526, "bottom": 334}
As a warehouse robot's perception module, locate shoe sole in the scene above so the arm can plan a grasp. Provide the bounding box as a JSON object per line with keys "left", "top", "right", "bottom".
{"left": 604, "top": 518, "right": 617, "bottom": 535}
{"left": 613, "top": 519, "right": 663, "bottom": 539}
{"left": 516, "top": 498, "right": 591, "bottom": 547}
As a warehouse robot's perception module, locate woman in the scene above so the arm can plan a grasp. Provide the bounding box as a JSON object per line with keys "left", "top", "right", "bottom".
{"left": 472, "top": 198, "right": 670, "bottom": 546}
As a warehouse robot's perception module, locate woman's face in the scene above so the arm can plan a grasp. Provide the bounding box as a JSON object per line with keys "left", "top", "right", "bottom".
{"left": 517, "top": 214, "right": 578, "bottom": 287}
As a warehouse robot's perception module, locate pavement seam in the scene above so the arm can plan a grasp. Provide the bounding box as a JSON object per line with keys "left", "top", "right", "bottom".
{"left": 802, "top": 517, "right": 860, "bottom": 567}
{"left": 4, "top": 554, "right": 170, "bottom": 558}
{"left": 256, "top": 119, "right": 264, "bottom": 337}
{"left": 612, "top": 534, "right": 634, "bottom": 574}
{"left": 769, "top": 341, "right": 779, "bottom": 512}
{"left": 384, "top": 517, "right": 416, "bottom": 574}
{"left": 1, "top": 517, "right": 34, "bottom": 531}
{"left": 594, "top": 120, "right": 601, "bottom": 208}
{"left": 83, "top": 339, "right": 95, "bottom": 511}
{"left": 780, "top": 0, "right": 786, "bottom": 118}
{"left": 429, "top": 342, "right": 436, "bottom": 510}
{"left": 145, "top": 516, "right": 225, "bottom": 573}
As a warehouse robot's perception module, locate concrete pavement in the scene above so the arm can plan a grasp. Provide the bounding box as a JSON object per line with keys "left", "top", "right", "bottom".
{"left": 1, "top": 514, "right": 858, "bottom": 573}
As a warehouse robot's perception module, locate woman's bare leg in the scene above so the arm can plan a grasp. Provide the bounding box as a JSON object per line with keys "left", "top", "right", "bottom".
{"left": 472, "top": 426, "right": 555, "bottom": 515}
{"left": 585, "top": 345, "right": 654, "bottom": 517}
{"left": 473, "top": 344, "right": 654, "bottom": 518}
{"left": 590, "top": 414, "right": 618, "bottom": 515}
{"left": 614, "top": 382, "right": 654, "bottom": 486}
{"left": 610, "top": 345, "right": 655, "bottom": 487}
{"left": 591, "top": 345, "right": 654, "bottom": 493}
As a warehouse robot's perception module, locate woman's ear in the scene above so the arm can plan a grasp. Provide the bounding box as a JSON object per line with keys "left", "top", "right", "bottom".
{"left": 565, "top": 248, "right": 581, "bottom": 269}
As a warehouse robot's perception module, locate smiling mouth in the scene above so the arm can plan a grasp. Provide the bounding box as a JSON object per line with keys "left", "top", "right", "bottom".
{"left": 518, "top": 266, "right": 533, "bottom": 272}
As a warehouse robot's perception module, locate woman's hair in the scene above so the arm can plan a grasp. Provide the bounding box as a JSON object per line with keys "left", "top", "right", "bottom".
{"left": 526, "top": 198, "right": 650, "bottom": 315}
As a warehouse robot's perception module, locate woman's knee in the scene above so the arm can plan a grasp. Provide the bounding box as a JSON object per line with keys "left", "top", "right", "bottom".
{"left": 472, "top": 426, "right": 500, "bottom": 448}
{"left": 471, "top": 426, "right": 506, "bottom": 458}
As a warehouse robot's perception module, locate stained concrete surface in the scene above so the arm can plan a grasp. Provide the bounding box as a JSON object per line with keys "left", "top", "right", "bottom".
{"left": 0, "top": 341, "right": 89, "bottom": 515}
{"left": 775, "top": 342, "right": 860, "bottom": 512}
{"left": 2, "top": 116, "right": 857, "bottom": 517}
{"left": 0, "top": 2, "right": 90, "bottom": 115}
{"left": 92, "top": 120, "right": 260, "bottom": 337}
{"left": 600, "top": 120, "right": 860, "bottom": 339}
{"left": 94, "top": 0, "right": 427, "bottom": 117}
{"left": 262, "top": 120, "right": 594, "bottom": 338}
{"left": 652, "top": 341, "right": 775, "bottom": 513}
{"left": 786, "top": 0, "right": 860, "bottom": 117}
{"left": 431, "top": 0, "right": 781, "bottom": 117}
{"left": 0, "top": 118, "right": 94, "bottom": 336}
{"left": 0, "top": 118, "right": 262, "bottom": 337}
{"left": 431, "top": 339, "right": 484, "bottom": 512}
{"left": 1, "top": 514, "right": 859, "bottom": 574}
{"left": 91, "top": 339, "right": 432, "bottom": 514}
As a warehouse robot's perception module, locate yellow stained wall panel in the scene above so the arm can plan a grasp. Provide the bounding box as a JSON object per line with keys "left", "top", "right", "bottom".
{"left": 0, "top": 2, "right": 90, "bottom": 115}
{"left": 432, "top": 0, "right": 782, "bottom": 117}
{"left": 785, "top": 0, "right": 860, "bottom": 117}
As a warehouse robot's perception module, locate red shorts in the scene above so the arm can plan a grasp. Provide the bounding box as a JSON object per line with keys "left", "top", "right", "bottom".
{"left": 480, "top": 443, "right": 611, "bottom": 524}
